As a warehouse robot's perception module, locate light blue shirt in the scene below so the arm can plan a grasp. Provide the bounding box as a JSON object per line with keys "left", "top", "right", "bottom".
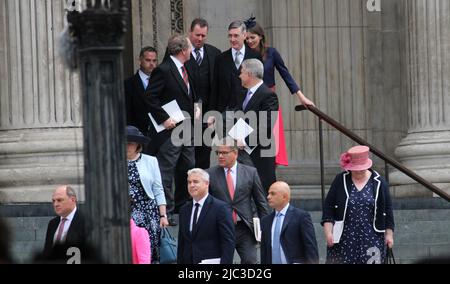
{"left": 271, "top": 203, "right": 289, "bottom": 264}
{"left": 138, "top": 69, "right": 150, "bottom": 89}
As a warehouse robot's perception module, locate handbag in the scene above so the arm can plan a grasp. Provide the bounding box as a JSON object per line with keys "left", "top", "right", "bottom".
{"left": 384, "top": 247, "right": 396, "bottom": 264}
{"left": 159, "top": 227, "right": 177, "bottom": 264}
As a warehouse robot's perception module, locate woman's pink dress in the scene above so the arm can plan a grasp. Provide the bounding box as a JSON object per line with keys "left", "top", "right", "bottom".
{"left": 130, "top": 218, "right": 151, "bottom": 264}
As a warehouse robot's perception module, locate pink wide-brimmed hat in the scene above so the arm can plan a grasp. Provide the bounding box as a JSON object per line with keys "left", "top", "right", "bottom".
{"left": 340, "top": 145, "right": 373, "bottom": 171}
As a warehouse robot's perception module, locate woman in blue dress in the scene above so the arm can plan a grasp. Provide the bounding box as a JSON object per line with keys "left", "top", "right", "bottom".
{"left": 127, "top": 126, "right": 169, "bottom": 263}
{"left": 321, "top": 145, "right": 395, "bottom": 264}
{"left": 245, "top": 19, "right": 314, "bottom": 166}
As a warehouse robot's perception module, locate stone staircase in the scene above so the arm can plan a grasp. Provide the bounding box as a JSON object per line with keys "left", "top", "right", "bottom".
{"left": 2, "top": 198, "right": 450, "bottom": 264}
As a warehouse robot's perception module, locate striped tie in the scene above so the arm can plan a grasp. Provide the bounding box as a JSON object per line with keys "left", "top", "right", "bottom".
{"left": 194, "top": 48, "right": 202, "bottom": 65}
{"left": 181, "top": 66, "right": 189, "bottom": 88}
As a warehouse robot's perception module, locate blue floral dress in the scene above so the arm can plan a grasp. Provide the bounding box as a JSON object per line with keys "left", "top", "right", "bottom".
{"left": 327, "top": 179, "right": 386, "bottom": 264}
{"left": 128, "top": 155, "right": 161, "bottom": 263}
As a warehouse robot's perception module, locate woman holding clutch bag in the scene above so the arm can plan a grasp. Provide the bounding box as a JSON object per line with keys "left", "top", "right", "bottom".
{"left": 321, "top": 145, "right": 395, "bottom": 264}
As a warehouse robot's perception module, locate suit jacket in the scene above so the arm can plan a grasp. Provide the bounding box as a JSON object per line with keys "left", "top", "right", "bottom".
{"left": 235, "top": 83, "right": 279, "bottom": 191}
{"left": 165, "top": 44, "right": 221, "bottom": 112}
{"left": 145, "top": 58, "right": 198, "bottom": 145}
{"left": 124, "top": 71, "right": 151, "bottom": 136}
{"left": 209, "top": 46, "right": 261, "bottom": 113}
{"left": 177, "top": 195, "right": 235, "bottom": 264}
{"left": 260, "top": 205, "right": 319, "bottom": 264}
{"left": 43, "top": 210, "right": 86, "bottom": 258}
{"left": 207, "top": 163, "right": 270, "bottom": 233}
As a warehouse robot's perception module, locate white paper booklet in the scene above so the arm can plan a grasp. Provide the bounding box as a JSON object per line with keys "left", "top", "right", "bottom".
{"left": 332, "top": 221, "right": 344, "bottom": 243}
{"left": 199, "top": 258, "right": 221, "bottom": 264}
{"left": 228, "top": 118, "right": 256, "bottom": 154}
{"left": 253, "top": 217, "right": 261, "bottom": 242}
{"left": 148, "top": 100, "right": 185, "bottom": 133}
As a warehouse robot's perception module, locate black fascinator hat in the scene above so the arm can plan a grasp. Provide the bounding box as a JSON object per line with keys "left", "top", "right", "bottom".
{"left": 244, "top": 15, "right": 256, "bottom": 29}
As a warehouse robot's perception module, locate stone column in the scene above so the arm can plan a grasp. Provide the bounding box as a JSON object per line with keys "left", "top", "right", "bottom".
{"left": 0, "top": 0, "right": 83, "bottom": 203}
{"left": 67, "top": 1, "right": 131, "bottom": 264}
{"left": 391, "top": 0, "right": 450, "bottom": 197}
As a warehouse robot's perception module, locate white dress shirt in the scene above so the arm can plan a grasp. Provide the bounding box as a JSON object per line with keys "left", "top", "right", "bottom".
{"left": 53, "top": 206, "right": 77, "bottom": 244}
{"left": 190, "top": 194, "right": 209, "bottom": 231}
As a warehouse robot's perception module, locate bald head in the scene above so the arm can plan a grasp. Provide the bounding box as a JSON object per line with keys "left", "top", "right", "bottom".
{"left": 267, "top": 181, "right": 291, "bottom": 211}
{"left": 52, "top": 185, "right": 77, "bottom": 217}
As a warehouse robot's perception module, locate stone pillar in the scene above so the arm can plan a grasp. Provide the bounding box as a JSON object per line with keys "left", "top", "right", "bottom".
{"left": 391, "top": 0, "right": 450, "bottom": 197}
{"left": 0, "top": 0, "right": 83, "bottom": 203}
{"left": 67, "top": 1, "right": 131, "bottom": 263}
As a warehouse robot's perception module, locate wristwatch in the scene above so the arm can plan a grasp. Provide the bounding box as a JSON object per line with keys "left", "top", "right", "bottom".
{"left": 160, "top": 214, "right": 167, "bottom": 218}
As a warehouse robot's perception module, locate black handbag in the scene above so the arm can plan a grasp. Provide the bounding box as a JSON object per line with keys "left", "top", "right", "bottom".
{"left": 384, "top": 247, "right": 396, "bottom": 264}
{"left": 159, "top": 227, "right": 177, "bottom": 264}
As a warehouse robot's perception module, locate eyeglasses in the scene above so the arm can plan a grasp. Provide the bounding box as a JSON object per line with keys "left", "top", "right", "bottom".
{"left": 215, "top": 150, "right": 233, "bottom": 156}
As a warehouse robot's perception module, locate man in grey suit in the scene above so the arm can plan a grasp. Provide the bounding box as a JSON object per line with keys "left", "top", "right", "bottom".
{"left": 207, "top": 137, "right": 270, "bottom": 264}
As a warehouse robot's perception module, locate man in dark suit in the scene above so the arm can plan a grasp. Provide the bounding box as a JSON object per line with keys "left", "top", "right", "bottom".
{"left": 178, "top": 168, "right": 235, "bottom": 264}
{"left": 124, "top": 46, "right": 158, "bottom": 154}
{"left": 187, "top": 18, "right": 221, "bottom": 169}
{"left": 234, "top": 58, "right": 279, "bottom": 192}
{"left": 207, "top": 137, "right": 270, "bottom": 264}
{"left": 261, "top": 181, "right": 319, "bottom": 264}
{"left": 43, "top": 185, "right": 86, "bottom": 259}
{"left": 146, "top": 34, "right": 199, "bottom": 224}
{"left": 208, "top": 20, "right": 261, "bottom": 115}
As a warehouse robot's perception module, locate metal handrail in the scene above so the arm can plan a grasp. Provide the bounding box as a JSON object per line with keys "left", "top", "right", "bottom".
{"left": 296, "top": 105, "right": 450, "bottom": 202}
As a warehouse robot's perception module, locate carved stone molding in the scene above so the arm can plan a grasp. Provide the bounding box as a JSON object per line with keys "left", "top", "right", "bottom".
{"left": 170, "top": 0, "right": 184, "bottom": 33}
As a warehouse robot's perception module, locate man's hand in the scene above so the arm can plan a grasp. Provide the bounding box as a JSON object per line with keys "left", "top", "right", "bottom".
{"left": 163, "top": 118, "right": 177, "bottom": 130}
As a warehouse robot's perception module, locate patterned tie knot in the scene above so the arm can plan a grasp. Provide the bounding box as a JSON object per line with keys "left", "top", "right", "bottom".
{"left": 194, "top": 48, "right": 202, "bottom": 65}
{"left": 234, "top": 51, "right": 241, "bottom": 68}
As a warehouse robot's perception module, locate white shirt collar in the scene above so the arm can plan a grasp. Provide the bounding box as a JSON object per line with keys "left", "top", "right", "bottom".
{"left": 193, "top": 193, "right": 209, "bottom": 207}
{"left": 248, "top": 80, "right": 264, "bottom": 95}
{"left": 276, "top": 203, "right": 289, "bottom": 216}
{"left": 192, "top": 46, "right": 204, "bottom": 56}
{"left": 232, "top": 45, "right": 246, "bottom": 58}
{"left": 138, "top": 69, "right": 150, "bottom": 86}
{"left": 62, "top": 206, "right": 77, "bottom": 222}
{"left": 170, "top": 55, "right": 184, "bottom": 69}
{"left": 223, "top": 161, "right": 238, "bottom": 174}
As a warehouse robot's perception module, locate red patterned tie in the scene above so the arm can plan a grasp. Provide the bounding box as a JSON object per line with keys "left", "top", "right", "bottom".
{"left": 226, "top": 169, "right": 237, "bottom": 223}
{"left": 55, "top": 217, "right": 68, "bottom": 243}
{"left": 181, "top": 66, "right": 189, "bottom": 88}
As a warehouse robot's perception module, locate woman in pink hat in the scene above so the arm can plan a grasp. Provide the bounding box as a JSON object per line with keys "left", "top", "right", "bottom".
{"left": 321, "top": 145, "right": 395, "bottom": 264}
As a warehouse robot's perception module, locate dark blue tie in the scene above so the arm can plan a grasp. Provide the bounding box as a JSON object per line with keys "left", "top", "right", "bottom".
{"left": 192, "top": 203, "right": 200, "bottom": 232}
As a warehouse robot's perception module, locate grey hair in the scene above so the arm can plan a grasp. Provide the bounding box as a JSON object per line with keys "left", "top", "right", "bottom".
{"left": 187, "top": 168, "right": 210, "bottom": 182}
{"left": 241, "top": 59, "right": 264, "bottom": 79}
{"left": 167, "top": 33, "right": 190, "bottom": 56}
{"left": 66, "top": 186, "right": 77, "bottom": 199}
{"left": 215, "top": 137, "right": 239, "bottom": 152}
{"left": 228, "top": 20, "right": 247, "bottom": 33}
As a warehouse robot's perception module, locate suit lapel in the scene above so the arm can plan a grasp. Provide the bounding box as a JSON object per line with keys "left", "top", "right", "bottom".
{"left": 192, "top": 195, "right": 212, "bottom": 237}
{"left": 217, "top": 167, "right": 232, "bottom": 202}
{"left": 134, "top": 72, "right": 146, "bottom": 93}
{"left": 280, "top": 206, "right": 292, "bottom": 235}
{"left": 205, "top": 45, "right": 215, "bottom": 80}
{"left": 169, "top": 59, "right": 190, "bottom": 96}
{"left": 234, "top": 164, "right": 243, "bottom": 200}
{"left": 244, "top": 84, "right": 263, "bottom": 111}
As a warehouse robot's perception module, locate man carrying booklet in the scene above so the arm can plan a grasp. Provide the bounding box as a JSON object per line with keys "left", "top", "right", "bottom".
{"left": 146, "top": 34, "right": 200, "bottom": 225}
{"left": 207, "top": 137, "right": 270, "bottom": 264}
{"left": 234, "top": 59, "right": 279, "bottom": 192}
